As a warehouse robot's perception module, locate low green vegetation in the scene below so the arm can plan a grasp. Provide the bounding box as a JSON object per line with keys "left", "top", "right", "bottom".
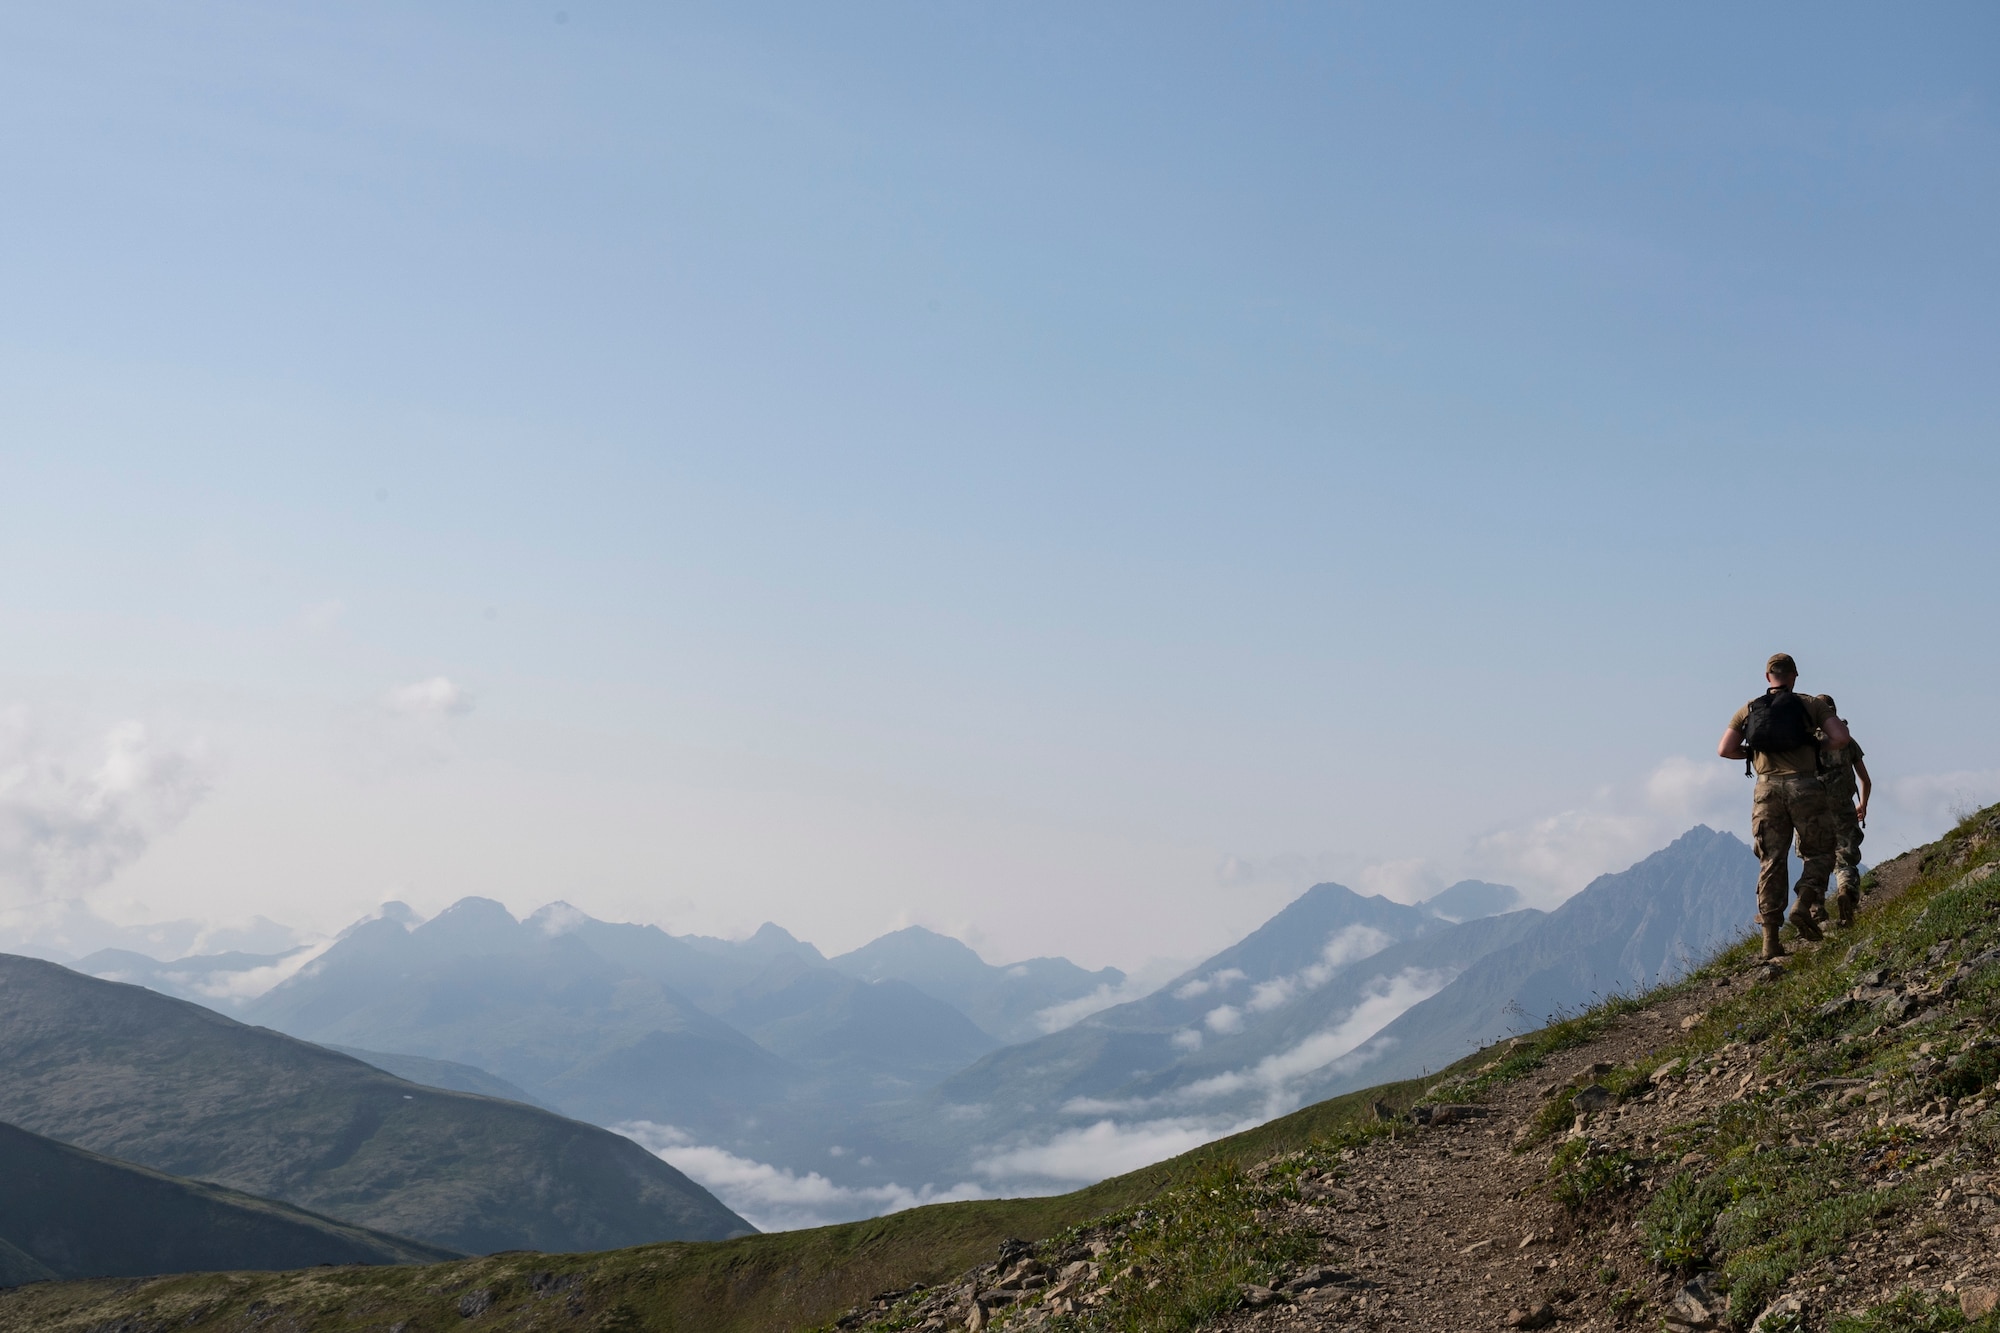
{"left": 0, "top": 1078, "right": 1434, "bottom": 1333}
{"left": 13, "top": 804, "right": 2000, "bottom": 1333}
{"left": 1545, "top": 1137, "right": 1638, "bottom": 1214}
{"left": 1531, "top": 804, "right": 2000, "bottom": 1327}
{"left": 1828, "top": 1289, "right": 1994, "bottom": 1332}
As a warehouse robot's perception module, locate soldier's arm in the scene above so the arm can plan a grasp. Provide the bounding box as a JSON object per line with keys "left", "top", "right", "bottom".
{"left": 1852, "top": 755, "right": 1872, "bottom": 822}
{"left": 1822, "top": 713, "right": 1852, "bottom": 747}
{"left": 1719, "top": 726, "right": 1747, "bottom": 761}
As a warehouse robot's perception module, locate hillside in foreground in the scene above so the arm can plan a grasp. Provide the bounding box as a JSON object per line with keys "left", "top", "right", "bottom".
{"left": 0, "top": 955, "right": 751, "bottom": 1252}
{"left": 0, "top": 1119, "right": 457, "bottom": 1283}
{"left": 9, "top": 805, "right": 2000, "bottom": 1332}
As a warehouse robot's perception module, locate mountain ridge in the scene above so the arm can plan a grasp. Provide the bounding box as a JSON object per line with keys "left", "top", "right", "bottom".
{"left": 0, "top": 954, "right": 752, "bottom": 1253}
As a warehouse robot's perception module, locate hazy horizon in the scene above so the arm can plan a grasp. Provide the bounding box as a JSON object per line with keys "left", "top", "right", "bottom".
{"left": 2, "top": 4, "right": 1995, "bottom": 975}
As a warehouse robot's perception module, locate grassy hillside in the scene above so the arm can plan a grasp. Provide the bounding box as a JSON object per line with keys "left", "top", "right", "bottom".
{"left": 0, "top": 1073, "right": 1442, "bottom": 1330}
{"left": 10, "top": 807, "right": 1992, "bottom": 1332}
{"left": 0, "top": 955, "right": 752, "bottom": 1253}
{"left": 0, "top": 1118, "right": 457, "bottom": 1280}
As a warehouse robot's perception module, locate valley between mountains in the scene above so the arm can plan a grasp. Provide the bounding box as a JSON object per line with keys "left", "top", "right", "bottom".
{"left": 10, "top": 808, "right": 2000, "bottom": 1332}
{"left": 41, "top": 825, "right": 1765, "bottom": 1235}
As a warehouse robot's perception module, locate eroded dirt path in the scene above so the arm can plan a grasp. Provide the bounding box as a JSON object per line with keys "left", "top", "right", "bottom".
{"left": 1212, "top": 844, "right": 1992, "bottom": 1333}
{"left": 1212, "top": 979, "right": 1725, "bottom": 1332}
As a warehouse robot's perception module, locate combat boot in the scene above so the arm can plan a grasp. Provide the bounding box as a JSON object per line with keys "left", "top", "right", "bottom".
{"left": 1834, "top": 890, "right": 1858, "bottom": 928}
{"left": 1762, "top": 923, "right": 1787, "bottom": 960}
{"left": 1787, "top": 906, "right": 1824, "bottom": 943}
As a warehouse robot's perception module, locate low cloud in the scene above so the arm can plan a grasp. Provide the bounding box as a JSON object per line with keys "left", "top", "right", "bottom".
{"left": 616, "top": 1122, "right": 988, "bottom": 1232}
{"left": 0, "top": 711, "right": 213, "bottom": 906}
{"left": 1173, "top": 967, "right": 1245, "bottom": 1001}
{"left": 1031, "top": 960, "right": 1186, "bottom": 1035}
{"left": 1204, "top": 1005, "right": 1244, "bottom": 1034}
{"left": 0, "top": 710, "right": 217, "bottom": 959}
{"left": 337, "top": 677, "right": 476, "bottom": 778}
{"left": 1465, "top": 755, "right": 1747, "bottom": 907}
{"left": 1885, "top": 769, "right": 2000, "bottom": 831}
{"left": 974, "top": 1116, "right": 1256, "bottom": 1187}
{"left": 1353, "top": 858, "right": 1439, "bottom": 905}
{"left": 1245, "top": 925, "right": 1392, "bottom": 1012}
{"left": 1177, "top": 967, "right": 1455, "bottom": 1117}
{"left": 386, "top": 677, "right": 473, "bottom": 718}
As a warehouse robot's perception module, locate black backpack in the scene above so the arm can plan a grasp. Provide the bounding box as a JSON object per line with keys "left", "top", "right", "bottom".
{"left": 1742, "top": 690, "right": 1819, "bottom": 775}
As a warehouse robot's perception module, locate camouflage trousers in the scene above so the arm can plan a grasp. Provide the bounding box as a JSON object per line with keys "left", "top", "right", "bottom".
{"left": 1752, "top": 773, "right": 1836, "bottom": 926}
{"left": 1831, "top": 805, "right": 1865, "bottom": 899}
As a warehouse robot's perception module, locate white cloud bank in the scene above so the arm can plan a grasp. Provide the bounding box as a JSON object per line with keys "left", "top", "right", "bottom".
{"left": 975, "top": 1115, "right": 1259, "bottom": 1187}
{"left": 0, "top": 710, "right": 212, "bottom": 906}
{"left": 1178, "top": 966, "right": 1453, "bottom": 1116}
{"left": 1030, "top": 954, "right": 1191, "bottom": 1034}
{"left": 0, "top": 708, "right": 223, "bottom": 959}
{"left": 1246, "top": 925, "right": 1392, "bottom": 1013}
{"left": 616, "top": 1121, "right": 987, "bottom": 1232}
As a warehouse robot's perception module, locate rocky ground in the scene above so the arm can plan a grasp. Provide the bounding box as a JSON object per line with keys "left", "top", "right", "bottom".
{"left": 836, "top": 820, "right": 2000, "bottom": 1333}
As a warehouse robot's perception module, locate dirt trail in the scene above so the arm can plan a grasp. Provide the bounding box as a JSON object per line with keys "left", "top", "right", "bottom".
{"left": 1213, "top": 977, "right": 1720, "bottom": 1331}
{"left": 1211, "top": 844, "right": 1950, "bottom": 1333}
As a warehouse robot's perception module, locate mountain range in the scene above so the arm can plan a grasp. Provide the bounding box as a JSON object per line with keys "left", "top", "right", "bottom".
{"left": 32, "top": 827, "right": 1763, "bottom": 1232}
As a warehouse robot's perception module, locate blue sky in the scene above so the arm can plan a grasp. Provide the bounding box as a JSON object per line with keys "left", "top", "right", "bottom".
{"left": 1, "top": 3, "right": 1995, "bottom": 968}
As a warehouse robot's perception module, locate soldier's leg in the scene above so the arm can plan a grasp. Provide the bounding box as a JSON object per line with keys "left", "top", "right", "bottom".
{"left": 1832, "top": 813, "right": 1864, "bottom": 923}
{"left": 1789, "top": 778, "right": 1836, "bottom": 939}
{"left": 1751, "top": 779, "right": 1795, "bottom": 955}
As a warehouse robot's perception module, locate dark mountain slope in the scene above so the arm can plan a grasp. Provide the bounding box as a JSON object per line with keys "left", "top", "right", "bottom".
{"left": 0, "top": 955, "right": 752, "bottom": 1253}
{"left": 0, "top": 1239, "right": 53, "bottom": 1289}
{"left": 1134, "top": 907, "right": 1549, "bottom": 1100}
{"left": 1327, "top": 824, "right": 1758, "bottom": 1090}
{"left": 322, "top": 1045, "right": 551, "bottom": 1108}
{"left": 928, "top": 881, "right": 1439, "bottom": 1114}
{"left": 0, "top": 1118, "right": 454, "bottom": 1283}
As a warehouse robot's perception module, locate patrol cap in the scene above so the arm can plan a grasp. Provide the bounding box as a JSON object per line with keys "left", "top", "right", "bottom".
{"left": 1766, "top": 653, "right": 1798, "bottom": 676}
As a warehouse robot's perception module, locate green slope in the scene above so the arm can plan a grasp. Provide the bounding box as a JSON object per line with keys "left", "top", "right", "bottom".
{"left": 0, "top": 955, "right": 752, "bottom": 1254}
{"left": 0, "top": 1118, "right": 456, "bottom": 1283}
{"left": 0, "top": 1072, "right": 1439, "bottom": 1331}
{"left": 9, "top": 809, "right": 1984, "bottom": 1333}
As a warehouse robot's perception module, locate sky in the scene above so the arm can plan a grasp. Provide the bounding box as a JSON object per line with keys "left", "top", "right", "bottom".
{"left": 0, "top": 2, "right": 1996, "bottom": 972}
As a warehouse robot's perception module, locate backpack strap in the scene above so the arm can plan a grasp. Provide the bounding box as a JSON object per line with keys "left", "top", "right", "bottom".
{"left": 1743, "top": 695, "right": 1763, "bottom": 777}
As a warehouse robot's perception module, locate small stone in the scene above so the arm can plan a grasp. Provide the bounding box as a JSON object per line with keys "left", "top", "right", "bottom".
{"left": 1962, "top": 1287, "right": 2000, "bottom": 1319}
{"left": 1749, "top": 1294, "right": 1804, "bottom": 1331}
{"left": 1460, "top": 1239, "right": 1494, "bottom": 1257}
{"left": 1666, "top": 1272, "right": 1725, "bottom": 1328}
{"left": 1681, "top": 1012, "right": 1707, "bottom": 1029}
{"left": 1505, "top": 1301, "right": 1556, "bottom": 1329}
{"left": 1572, "top": 1084, "right": 1613, "bottom": 1114}
{"left": 457, "top": 1289, "right": 494, "bottom": 1319}
{"left": 1239, "top": 1283, "right": 1278, "bottom": 1309}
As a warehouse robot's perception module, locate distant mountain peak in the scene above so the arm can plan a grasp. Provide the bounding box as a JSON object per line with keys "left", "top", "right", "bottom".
{"left": 1421, "top": 880, "right": 1524, "bottom": 923}
{"left": 525, "top": 901, "right": 590, "bottom": 937}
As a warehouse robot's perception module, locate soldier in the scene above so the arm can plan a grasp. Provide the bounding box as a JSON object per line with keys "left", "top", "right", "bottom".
{"left": 1813, "top": 693, "right": 1872, "bottom": 927}
{"left": 1717, "top": 653, "right": 1851, "bottom": 960}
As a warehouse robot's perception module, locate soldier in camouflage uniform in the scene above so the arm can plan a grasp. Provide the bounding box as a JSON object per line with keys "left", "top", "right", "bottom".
{"left": 1719, "top": 654, "right": 1851, "bottom": 960}
{"left": 1813, "top": 693, "right": 1871, "bottom": 927}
